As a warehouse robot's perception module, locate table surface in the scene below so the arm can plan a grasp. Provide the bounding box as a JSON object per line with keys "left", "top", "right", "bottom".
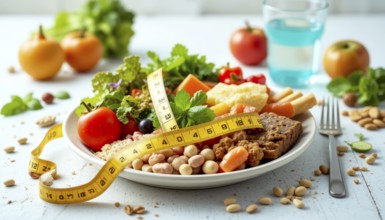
{"left": 1, "top": 14, "right": 385, "bottom": 220}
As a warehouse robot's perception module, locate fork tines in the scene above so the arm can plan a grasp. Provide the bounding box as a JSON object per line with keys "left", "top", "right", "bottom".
{"left": 320, "top": 97, "right": 341, "bottom": 131}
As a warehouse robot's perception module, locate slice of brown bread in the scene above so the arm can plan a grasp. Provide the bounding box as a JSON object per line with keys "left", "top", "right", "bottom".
{"left": 249, "top": 112, "right": 303, "bottom": 159}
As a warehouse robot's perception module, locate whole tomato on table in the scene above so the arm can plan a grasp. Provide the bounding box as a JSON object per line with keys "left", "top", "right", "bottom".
{"left": 229, "top": 21, "right": 267, "bottom": 66}
{"left": 219, "top": 64, "right": 244, "bottom": 84}
{"left": 61, "top": 29, "right": 103, "bottom": 73}
{"left": 77, "top": 105, "right": 121, "bottom": 151}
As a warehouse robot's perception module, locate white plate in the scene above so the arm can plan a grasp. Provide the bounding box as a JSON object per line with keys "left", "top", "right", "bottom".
{"left": 63, "top": 109, "right": 316, "bottom": 189}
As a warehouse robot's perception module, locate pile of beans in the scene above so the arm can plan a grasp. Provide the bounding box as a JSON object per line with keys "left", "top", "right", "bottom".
{"left": 127, "top": 144, "right": 242, "bottom": 175}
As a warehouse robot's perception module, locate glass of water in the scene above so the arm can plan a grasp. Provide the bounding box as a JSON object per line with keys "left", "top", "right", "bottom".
{"left": 263, "top": 0, "right": 328, "bottom": 88}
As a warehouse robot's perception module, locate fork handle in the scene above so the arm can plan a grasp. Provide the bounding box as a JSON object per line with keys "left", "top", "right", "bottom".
{"left": 328, "top": 134, "right": 346, "bottom": 198}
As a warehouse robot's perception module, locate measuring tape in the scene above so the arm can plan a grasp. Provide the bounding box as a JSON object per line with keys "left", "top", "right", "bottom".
{"left": 29, "top": 69, "right": 263, "bottom": 204}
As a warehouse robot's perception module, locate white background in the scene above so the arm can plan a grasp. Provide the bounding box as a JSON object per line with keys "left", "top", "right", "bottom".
{"left": 1, "top": 0, "right": 385, "bottom": 14}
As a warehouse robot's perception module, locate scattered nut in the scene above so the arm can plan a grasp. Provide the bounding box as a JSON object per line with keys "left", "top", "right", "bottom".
{"left": 286, "top": 186, "right": 295, "bottom": 197}
{"left": 40, "top": 169, "right": 56, "bottom": 186}
{"left": 17, "top": 137, "right": 28, "bottom": 145}
{"left": 341, "top": 110, "right": 349, "bottom": 116}
{"left": 370, "top": 153, "right": 378, "bottom": 158}
{"left": 133, "top": 205, "right": 146, "bottom": 214}
{"left": 349, "top": 114, "right": 362, "bottom": 122}
{"left": 124, "top": 205, "right": 134, "bottom": 215}
{"left": 36, "top": 115, "right": 56, "bottom": 127}
{"left": 299, "top": 179, "right": 312, "bottom": 188}
{"left": 8, "top": 66, "right": 16, "bottom": 73}
{"left": 294, "top": 186, "right": 307, "bottom": 197}
{"left": 258, "top": 197, "right": 272, "bottom": 205}
{"left": 42, "top": 93, "right": 54, "bottom": 104}
{"left": 369, "top": 107, "right": 380, "bottom": 119}
{"left": 280, "top": 197, "right": 290, "bottom": 205}
{"left": 338, "top": 152, "right": 345, "bottom": 157}
{"left": 293, "top": 198, "right": 304, "bottom": 209}
{"left": 347, "top": 168, "right": 356, "bottom": 176}
{"left": 352, "top": 166, "right": 359, "bottom": 171}
{"left": 364, "top": 123, "right": 378, "bottom": 131}
{"left": 224, "top": 197, "right": 237, "bottom": 206}
{"left": 359, "top": 153, "right": 366, "bottom": 159}
{"left": 336, "top": 145, "right": 349, "bottom": 152}
{"left": 365, "top": 155, "right": 376, "bottom": 164}
{"left": 354, "top": 178, "right": 360, "bottom": 184}
{"left": 245, "top": 204, "right": 258, "bottom": 213}
{"left": 319, "top": 165, "right": 329, "bottom": 175}
{"left": 226, "top": 204, "right": 241, "bottom": 213}
{"left": 114, "top": 202, "right": 121, "bottom": 207}
{"left": 3, "top": 179, "right": 15, "bottom": 187}
{"left": 314, "top": 169, "right": 321, "bottom": 176}
{"left": 360, "top": 166, "right": 369, "bottom": 172}
{"left": 358, "top": 118, "right": 372, "bottom": 127}
{"left": 3, "top": 146, "right": 15, "bottom": 153}
{"left": 29, "top": 172, "right": 40, "bottom": 179}
{"left": 272, "top": 186, "right": 283, "bottom": 197}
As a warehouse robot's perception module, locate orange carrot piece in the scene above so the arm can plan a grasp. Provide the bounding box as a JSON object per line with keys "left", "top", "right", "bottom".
{"left": 260, "top": 102, "right": 295, "bottom": 118}
{"left": 219, "top": 146, "right": 249, "bottom": 172}
{"left": 174, "top": 74, "right": 211, "bottom": 97}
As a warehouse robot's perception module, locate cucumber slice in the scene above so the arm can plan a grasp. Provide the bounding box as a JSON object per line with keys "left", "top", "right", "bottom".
{"left": 351, "top": 141, "right": 372, "bottom": 153}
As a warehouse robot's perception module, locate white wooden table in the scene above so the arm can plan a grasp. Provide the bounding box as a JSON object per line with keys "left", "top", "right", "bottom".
{"left": 1, "top": 14, "right": 384, "bottom": 220}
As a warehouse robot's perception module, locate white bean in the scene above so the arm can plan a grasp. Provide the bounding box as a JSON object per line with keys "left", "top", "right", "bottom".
{"left": 202, "top": 160, "right": 219, "bottom": 174}
{"left": 200, "top": 148, "right": 215, "bottom": 160}
{"left": 171, "top": 157, "right": 186, "bottom": 170}
{"left": 188, "top": 155, "right": 205, "bottom": 168}
{"left": 179, "top": 164, "right": 193, "bottom": 175}
{"left": 152, "top": 163, "right": 173, "bottom": 174}
{"left": 148, "top": 154, "right": 165, "bottom": 166}
{"left": 132, "top": 159, "right": 143, "bottom": 170}
{"left": 184, "top": 145, "right": 198, "bottom": 157}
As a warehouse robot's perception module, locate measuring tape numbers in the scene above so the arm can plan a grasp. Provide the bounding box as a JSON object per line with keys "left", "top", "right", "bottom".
{"left": 29, "top": 68, "right": 263, "bottom": 204}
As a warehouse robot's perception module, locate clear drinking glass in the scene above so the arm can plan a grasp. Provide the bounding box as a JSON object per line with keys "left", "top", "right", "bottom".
{"left": 263, "top": 0, "right": 328, "bottom": 88}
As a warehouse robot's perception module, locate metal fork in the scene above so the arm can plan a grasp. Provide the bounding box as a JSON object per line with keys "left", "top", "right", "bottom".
{"left": 319, "top": 97, "right": 346, "bottom": 198}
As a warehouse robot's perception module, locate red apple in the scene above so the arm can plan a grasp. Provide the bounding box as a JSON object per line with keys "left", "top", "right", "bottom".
{"left": 229, "top": 22, "right": 267, "bottom": 66}
{"left": 323, "top": 40, "right": 370, "bottom": 79}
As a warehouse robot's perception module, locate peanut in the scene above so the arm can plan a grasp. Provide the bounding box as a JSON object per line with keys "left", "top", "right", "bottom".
{"left": 36, "top": 115, "right": 56, "bottom": 127}
{"left": 141, "top": 164, "right": 152, "bottom": 172}
{"left": 280, "top": 197, "right": 290, "bottom": 205}
{"left": 245, "top": 204, "right": 258, "bottom": 213}
{"left": 294, "top": 186, "right": 307, "bottom": 197}
{"left": 133, "top": 205, "right": 145, "bottom": 214}
{"left": 364, "top": 123, "right": 378, "bottom": 130}
{"left": 371, "top": 153, "right": 378, "bottom": 158}
{"left": 200, "top": 148, "right": 215, "bottom": 161}
{"left": 124, "top": 205, "right": 133, "bottom": 215}
{"left": 17, "top": 137, "right": 28, "bottom": 145}
{"left": 320, "top": 165, "right": 329, "bottom": 175}
{"left": 299, "top": 179, "right": 312, "bottom": 188}
{"left": 337, "top": 145, "right": 349, "bottom": 152}
{"left": 224, "top": 197, "right": 237, "bottom": 206}
{"left": 373, "top": 119, "right": 385, "bottom": 128}
{"left": 361, "top": 166, "right": 369, "bottom": 172}
{"left": 347, "top": 168, "right": 356, "bottom": 176}
{"left": 184, "top": 145, "right": 198, "bottom": 157}
{"left": 188, "top": 155, "right": 205, "bottom": 168}
{"left": 272, "top": 186, "right": 283, "bottom": 197}
{"left": 349, "top": 114, "right": 362, "bottom": 122}
{"left": 132, "top": 159, "right": 143, "bottom": 170}
{"left": 226, "top": 204, "right": 241, "bottom": 213}
{"left": 171, "top": 157, "right": 186, "bottom": 170}
{"left": 286, "top": 186, "right": 295, "bottom": 197}
{"left": 358, "top": 118, "right": 372, "bottom": 127}
{"left": 365, "top": 155, "right": 376, "bottom": 164}
{"left": 152, "top": 163, "right": 173, "bottom": 174}
{"left": 148, "top": 154, "right": 165, "bottom": 166}
{"left": 258, "top": 197, "right": 272, "bottom": 205}
{"left": 293, "top": 199, "right": 304, "bottom": 209}
{"left": 314, "top": 169, "right": 321, "bottom": 176}
{"left": 341, "top": 110, "right": 349, "bottom": 116}
{"left": 369, "top": 107, "right": 380, "bottom": 119}
{"left": 352, "top": 166, "right": 359, "bottom": 171}
{"left": 359, "top": 153, "right": 366, "bottom": 159}
{"left": 3, "top": 179, "right": 15, "bottom": 187}
{"left": 354, "top": 178, "right": 360, "bottom": 184}
{"left": 3, "top": 146, "right": 15, "bottom": 153}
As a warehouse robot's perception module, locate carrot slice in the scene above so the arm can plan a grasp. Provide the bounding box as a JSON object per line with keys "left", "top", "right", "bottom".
{"left": 219, "top": 146, "right": 249, "bottom": 172}
{"left": 260, "top": 102, "right": 295, "bottom": 118}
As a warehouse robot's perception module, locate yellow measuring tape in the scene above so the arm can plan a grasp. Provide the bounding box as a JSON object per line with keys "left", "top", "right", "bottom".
{"left": 29, "top": 69, "right": 263, "bottom": 204}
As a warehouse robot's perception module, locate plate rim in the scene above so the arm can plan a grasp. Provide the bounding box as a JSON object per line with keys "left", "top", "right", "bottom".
{"left": 63, "top": 108, "right": 316, "bottom": 188}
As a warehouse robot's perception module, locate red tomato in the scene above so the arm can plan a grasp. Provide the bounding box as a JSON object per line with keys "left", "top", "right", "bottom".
{"left": 219, "top": 65, "right": 244, "bottom": 84}
{"left": 246, "top": 74, "right": 266, "bottom": 85}
{"left": 230, "top": 22, "right": 267, "bottom": 66}
{"left": 77, "top": 107, "right": 121, "bottom": 151}
{"left": 120, "top": 117, "right": 139, "bottom": 139}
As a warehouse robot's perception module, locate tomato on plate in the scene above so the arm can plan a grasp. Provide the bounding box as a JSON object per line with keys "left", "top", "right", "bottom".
{"left": 246, "top": 74, "right": 266, "bottom": 85}
{"left": 120, "top": 117, "right": 139, "bottom": 139}
{"left": 219, "top": 64, "right": 244, "bottom": 84}
{"left": 77, "top": 106, "right": 121, "bottom": 151}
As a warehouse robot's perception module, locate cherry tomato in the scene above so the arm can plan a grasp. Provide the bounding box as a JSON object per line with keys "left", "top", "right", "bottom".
{"left": 219, "top": 65, "right": 244, "bottom": 84}
{"left": 77, "top": 107, "right": 121, "bottom": 151}
{"left": 120, "top": 117, "right": 139, "bottom": 139}
{"left": 246, "top": 74, "right": 266, "bottom": 85}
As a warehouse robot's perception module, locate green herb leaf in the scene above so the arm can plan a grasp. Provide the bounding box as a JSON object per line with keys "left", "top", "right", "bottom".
{"left": 26, "top": 98, "right": 43, "bottom": 110}
{"left": 355, "top": 133, "right": 364, "bottom": 141}
{"left": 1, "top": 96, "right": 28, "bottom": 116}
{"left": 188, "top": 106, "right": 215, "bottom": 125}
{"left": 23, "top": 92, "right": 34, "bottom": 103}
{"left": 190, "top": 90, "right": 207, "bottom": 107}
{"left": 54, "top": 91, "right": 71, "bottom": 99}
{"left": 327, "top": 77, "right": 351, "bottom": 97}
{"left": 175, "top": 90, "right": 190, "bottom": 110}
